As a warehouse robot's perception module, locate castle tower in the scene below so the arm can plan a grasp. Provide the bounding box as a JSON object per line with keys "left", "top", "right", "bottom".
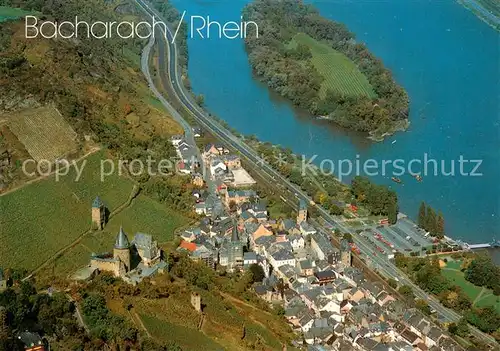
{"left": 297, "top": 199, "right": 308, "bottom": 224}
{"left": 91, "top": 196, "right": 105, "bottom": 230}
{"left": 340, "top": 239, "right": 352, "bottom": 267}
{"left": 113, "top": 226, "right": 131, "bottom": 273}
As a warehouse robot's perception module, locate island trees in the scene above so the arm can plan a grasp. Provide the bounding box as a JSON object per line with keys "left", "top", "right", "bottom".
{"left": 243, "top": 0, "right": 409, "bottom": 138}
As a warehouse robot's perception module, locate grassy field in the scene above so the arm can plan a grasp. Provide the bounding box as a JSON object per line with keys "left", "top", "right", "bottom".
{"left": 0, "top": 151, "right": 135, "bottom": 271}
{"left": 0, "top": 6, "right": 30, "bottom": 21}
{"left": 288, "top": 33, "right": 376, "bottom": 99}
{"left": 441, "top": 260, "right": 500, "bottom": 312}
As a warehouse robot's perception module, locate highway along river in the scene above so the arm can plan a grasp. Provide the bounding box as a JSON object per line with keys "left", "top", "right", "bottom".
{"left": 171, "top": 0, "right": 499, "bottom": 243}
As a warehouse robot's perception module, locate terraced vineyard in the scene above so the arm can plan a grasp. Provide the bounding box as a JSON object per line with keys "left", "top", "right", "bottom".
{"left": 5, "top": 106, "right": 78, "bottom": 161}
{"left": 0, "top": 152, "right": 134, "bottom": 271}
{"left": 288, "top": 33, "right": 377, "bottom": 99}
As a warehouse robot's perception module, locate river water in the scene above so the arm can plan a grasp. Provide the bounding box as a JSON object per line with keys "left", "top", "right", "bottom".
{"left": 171, "top": 0, "right": 500, "bottom": 244}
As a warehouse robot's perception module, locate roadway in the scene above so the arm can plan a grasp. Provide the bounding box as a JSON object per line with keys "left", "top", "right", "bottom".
{"left": 133, "top": 0, "right": 496, "bottom": 345}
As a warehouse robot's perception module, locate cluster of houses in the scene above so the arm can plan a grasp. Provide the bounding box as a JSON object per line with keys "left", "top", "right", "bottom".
{"left": 203, "top": 142, "right": 256, "bottom": 188}
{"left": 170, "top": 130, "right": 201, "bottom": 175}
{"left": 171, "top": 137, "right": 461, "bottom": 350}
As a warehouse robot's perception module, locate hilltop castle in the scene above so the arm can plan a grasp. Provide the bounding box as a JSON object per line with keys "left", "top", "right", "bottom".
{"left": 86, "top": 227, "right": 165, "bottom": 284}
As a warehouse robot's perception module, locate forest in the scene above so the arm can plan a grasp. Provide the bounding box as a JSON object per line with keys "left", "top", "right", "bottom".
{"left": 243, "top": 0, "right": 409, "bottom": 138}
{"left": 351, "top": 176, "right": 398, "bottom": 224}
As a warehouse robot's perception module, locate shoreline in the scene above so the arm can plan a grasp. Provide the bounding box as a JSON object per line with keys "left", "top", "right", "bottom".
{"left": 458, "top": 0, "right": 500, "bottom": 31}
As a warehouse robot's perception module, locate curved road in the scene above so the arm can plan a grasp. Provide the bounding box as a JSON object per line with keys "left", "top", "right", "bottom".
{"left": 134, "top": 0, "right": 496, "bottom": 346}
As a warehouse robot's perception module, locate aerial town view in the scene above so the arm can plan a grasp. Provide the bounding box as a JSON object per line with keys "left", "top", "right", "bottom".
{"left": 0, "top": 0, "right": 499, "bottom": 350}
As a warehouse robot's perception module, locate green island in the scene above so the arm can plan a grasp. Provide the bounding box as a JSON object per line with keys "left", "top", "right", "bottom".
{"left": 243, "top": 0, "right": 409, "bottom": 140}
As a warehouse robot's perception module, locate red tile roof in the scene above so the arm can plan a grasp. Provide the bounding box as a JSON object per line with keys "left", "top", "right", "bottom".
{"left": 179, "top": 240, "right": 197, "bottom": 252}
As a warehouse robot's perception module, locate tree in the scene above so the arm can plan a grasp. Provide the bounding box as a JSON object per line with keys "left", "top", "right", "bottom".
{"left": 426, "top": 207, "right": 437, "bottom": 235}
{"left": 273, "top": 305, "right": 285, "bottom": 316}
{"left": 418, "top": 202, "right": 426, "bottom": 228}
{"left": 436, "top": 212, "right": 445, "bottom": 239}
{"left": 249, "top": 264, "right": 265, "bottom": 283}
{"left": 195, "top": 94, "right": 205, "bottom": 106}
{"left": 343, "top": 233, "right": 353, "bottom": 243}
{"left": 228, "top": 200, "right": 237, "bottom": 213}
{"left": 415, "top": 299, "right": 431, "bottom": 315}
{"left": 455, "top": 317, "right": 470, "bottom": 337}
{"left": 447, "top": 322, "right": 458, "bottom": 335}
{"left": 387, "top": 278, "right": 398, "bottom": 289}
{"left": 398, "top": 285, "right": 414, "bottom": 300}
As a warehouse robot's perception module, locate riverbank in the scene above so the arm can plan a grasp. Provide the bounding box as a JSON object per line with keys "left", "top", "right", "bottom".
{"left": 172, "top": 0, "right": 499, "bottom": 244}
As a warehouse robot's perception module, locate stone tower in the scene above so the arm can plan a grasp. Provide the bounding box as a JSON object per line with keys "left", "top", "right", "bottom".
{"left": 340, "top": 239, "right": 352, "bottom": 267}
{"left": 297, "top": 199, "right": 308, "bottom": 224}
{"left": 191, "top": 292, "right": 201, "bottom": 313}
{"left": 113, "top": 226, "right": 131, "bottom": 274}
{"left": 91, "top": 196, "right": 105, "bottom": 230}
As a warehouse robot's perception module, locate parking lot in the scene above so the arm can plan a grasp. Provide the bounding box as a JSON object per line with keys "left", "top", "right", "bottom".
{"left": 395, "top": 217, "right": 434, "bottom": 247}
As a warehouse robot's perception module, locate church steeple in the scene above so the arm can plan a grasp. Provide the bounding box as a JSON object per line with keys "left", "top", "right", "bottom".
{"left": 231, "top": 222, "right": 239, "bottom": 242}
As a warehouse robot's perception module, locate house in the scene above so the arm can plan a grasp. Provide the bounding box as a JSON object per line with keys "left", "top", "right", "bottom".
{"left": 314, "top": 270, "right": 337, "bottom": 285}
{"left": 279, "top": 218, "right": 298, "bottom": 233}
{"left": 225, "top": 189, "right": 256, "bottom": 207}
{"left": 298, "top": 259, "right": 315, "bottom": 276}
{"left": 243, "top": 252, "right": 258, "bottom": 267}
{"left": 179, "top": 240, "right": 197, "bottom": 253}
{"left": 192, "top": 126, "right": 202, "bottom": 137}
{"left": 299, "top": 221, "right": 317, "bottom": 236}
{"left": 268, "top": 248, "right": 296, "bottom": 268}
{"left": 216, "top": 246, "right": 229, "bottom": 266}
{"left": 298, "top": 311, "right": 315, "bottom": 333}
{"left": 342, "top": 267, "right": 364, "bottom": 286}
{"left": 180, "top": 230, "right": 197, "bottom": 242}
{"left": 347, "top": 287, "right": 365, "bottom": 303}
{"left": 224, "top": 154, "right": 241, "bottom": 169}
{"left": 170, "top": 134, "right": 184, "bottom": 146}
{"left": 203, "top": 143, "right": 229, "bottom": 161}
{"left": 17, "top": 332, "right": 46, "bottom": 351}
{"left": 289, "top": 234, "right": 305, "bottom": 251}
{"left": 278, "top": 264, "right": 298, "bottom": 284}
{"left": 194, "top": 202, "right": 207, "bottom": 215}
{"left": 210, "top": 157, "right": 227, "bottom": 177}
{"left": 376, "top": 290, "right": 395, "bottom": 306}
{"left": 310, "top": 234, "right": 340, "bottom": 261}
{"left": 248, "top": 223, "right": 274, "bottom": 249}
{"left": 191, "top": 245, "right": 216, "bottom": 268}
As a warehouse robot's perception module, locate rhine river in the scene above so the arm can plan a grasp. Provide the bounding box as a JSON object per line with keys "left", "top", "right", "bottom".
{"left": 171, "top": 0, "right": 500, "bottom": 244}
